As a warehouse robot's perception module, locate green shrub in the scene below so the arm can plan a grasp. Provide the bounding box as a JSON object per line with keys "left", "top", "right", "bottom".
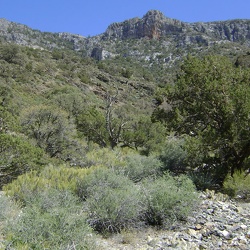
{"left": 0, "top": 193, "right": 20, "bottom": 227}
{"left": 46, "top": 85, "right": 87, "bottom": 118}
{"left": 21, "top": 105, "right": 76, "bottom": 158}
{"left": 223, "top": 171, "right": 250, "bottom": 199}
{"left": 0, "top": 194, "right": 21, "bottom": 249}
{"left": 117, "top": 154, "right": 162, "bottom": 182}
{"left": 0, "top": 133, "right": 45, "bottom": 188}
{"left": 85, "top": 147, "right": 126, "bottom": 168}
{"left": 141, "top": 173, "right": 197, "bottom": 226}
{"left": 4, "top": 189, "right": 96, "bottom": 249}
{"left": 159, "top": 137, "right": 187, "bottom": 174}
{"left": 3, "top": 165, "right": 100, "bottom": 204}
{"left": 77, "top": 168, "right": 143, "bottom": 233}
{"left": 76, "top": 168, "right": 127, "bottom": 200}
{"left": 188, "top": 171, "right": 218, "bottom": 191}
{"left": 121, "top": 68, "right": 133, "bottom": 78}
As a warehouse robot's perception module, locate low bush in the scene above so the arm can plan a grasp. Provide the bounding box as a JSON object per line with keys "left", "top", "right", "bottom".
{"left": 188, "top": 171, "right": 218, "bottom": 191}
{"left": 77, "top": 168, "right": 143, "bottom": 233}
{"left": 0, "top": 133, "right": 45, "bottom": 188}
{"left": 0, "top": 193, "right": 20, "bottom": 228}
{"left": 116, "top": 154, "right": 162, "bottom": 182}
{"left": 3, "top": 164, "right": 99, "bottom": 204}
{"left": 159, "top": 137, "right": 187, "bottom": 174}
{"left": 85, "top": 147, "right": 125, "bottom": 169}
{"left": 4, "top": 189, "right": 96, "bottom": 249}
{"left": 223, "top": 171, "right": 250, "bottom": 199}
{"left": 141, "top": 173, "right": 197, "bottom": 226}
{"left": 0, "top": 194, "right": 21, "bottom": 249}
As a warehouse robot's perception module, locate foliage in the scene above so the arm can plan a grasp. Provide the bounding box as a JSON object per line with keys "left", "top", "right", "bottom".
{"left": 153, "top": 55, "right": 250, "bottom": 182}
{"left": 159, "top": 136, "right": 187, "bottom": 174}
{"left": 0, "top": 82, "right": 19, "bottom": 132}
{"left": 0, "top": 44, "right": 20, "bottom": 63}
{"left": 3, "top": 165, "right": 99, "bottom": 203}
{"left": 46, "top": 85, "right": 88, "bottom": 118}
{"left": 77, "top": 104, "right": 165, "bottom": 152}
{"left": 0, "top": 194, "right": 20, "bottom": 228}
{"left": 123, "top": 116, "right": 166, "bottom": 154}
{"left": 0, "top": 194, "right": 21, "bottom": 249}
{"left": 188, "top": 171, "right": 218, "bottom": 191}
{"left": 76, "top": 168, "right": 143, "bottom": 233}
{"left": 0, "top": 133, "right": 45, "bottom": 188}
{"left": 223, "top": 171, "right": 250, "bottom": 199}
{"left": 121, "top": 67, "right": 133, "bottom": 78}
{"left": 77, "top": 106, "right": 109, "bottom": 147}
{"left": 76, "top": 168, "right": 129, "bottom": 201}
{"left": 2, "top": 155, "right": 198, "bottom": 238}
{"left": 0, "top": 82, "right": 13, "bottom": 110}
{"left": 21, "top": 105, "right": 77, "bottom": 159}
{"left": 141, "top": 173, "right": 197, "bottom": 226}
{"left": 85, "top": 147, "right": 126, "bottom": 168}
{"left": 3, "top": 189, "right": 96, "bottom": 249}
{"left": 235, "top": 53, "right": 250, "bottom": 68}
{"left": 116, "top": 154, "right": 163, "bottom": 182}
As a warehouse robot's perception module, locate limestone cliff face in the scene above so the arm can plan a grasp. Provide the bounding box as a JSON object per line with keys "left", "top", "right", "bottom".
{"left": 103, "top": 10, "right": 250, "bottom": 44}
{"left": 0, "top": 10, "right": 250, "bottom": 65}
{"left": 1, "top": 11, "right": 250, "bottom": 47}
{"left": 190, "top": 19, "right": 250, "bottom": 42}
{"left": 104, "top": 10, "right": 185, "bottom": 39}
{"left": 0, "top": 18, "right": 87, "bottom": 50}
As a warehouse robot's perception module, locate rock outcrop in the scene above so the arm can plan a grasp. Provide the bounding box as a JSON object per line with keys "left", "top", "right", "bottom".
{"left": 0, "top": 18, "right": 87, "bottom": 50}
{"left": 104, "top": 10, "right": 185, "bottom": 39}
{"left": 1, "top": 10, "right": 250, "bottom": 65}
{"left": 103, "top": 10, "right": 250, "bottom": 44}
{"left": 1, "top": 10, "right": 250, "bottom": 49}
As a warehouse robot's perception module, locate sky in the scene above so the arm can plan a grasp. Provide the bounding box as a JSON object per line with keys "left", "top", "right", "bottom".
{"left": 0, "top": 0, "right": 250, "bottom": 37}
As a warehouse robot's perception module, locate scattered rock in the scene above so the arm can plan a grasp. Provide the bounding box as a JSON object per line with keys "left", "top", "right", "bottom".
{"left": 98, "top": 190, "right": 250, "bottom": 249}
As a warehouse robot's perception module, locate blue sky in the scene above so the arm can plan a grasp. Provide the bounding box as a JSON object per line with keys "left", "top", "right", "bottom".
{"left": 1, "top": 0, "right": 250, "bottom": 36}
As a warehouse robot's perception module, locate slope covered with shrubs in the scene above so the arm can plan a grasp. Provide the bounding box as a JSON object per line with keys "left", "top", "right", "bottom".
{"left": 0, "top": 37, "right": 250, "bottom": 248}
{"left": 2, "top": 154, "right": 198, "bottom": 248}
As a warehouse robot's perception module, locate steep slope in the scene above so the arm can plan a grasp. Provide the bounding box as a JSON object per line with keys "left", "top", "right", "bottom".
{"left": 0, "top": 18, "right": 87, "bottom": 50}
{"left": 1, "top": 10, "right": 250, "bottom": 67}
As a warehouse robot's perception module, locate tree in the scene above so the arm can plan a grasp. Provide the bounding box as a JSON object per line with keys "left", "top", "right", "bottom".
{"left": 0, "top": 82, "right": 19, "bottom": 132}
{"left": 0, "top": 44, "right": 19, "bottom": 63}
{"left": 46, "top": 86, "right": 87, "bottom": 118}
{"left": 105, "top": 90, "right": 128, "bottom": 148}
{"left": 123, "top": 116, "right": 166, "bottom": 154}
{"left": 76, "top": 94, "right": 166, "bottom": 152}
{"left": 21, "top": 105, "right": 76, "bottom": 158}
{"left": 76, "top": 106, "right": 109, "bottom": 147}
{"left": 235, "top": 52, "right": 250, "bottom": 68}
{"left": 0, "top": 133, "right": 45, "bottom": 187}
{"left": 153, "top": 55, "right": 250, "bottom": 182}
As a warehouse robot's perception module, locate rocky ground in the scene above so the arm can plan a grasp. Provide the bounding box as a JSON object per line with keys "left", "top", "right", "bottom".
{"left": 97, "top": 190, "right": 250, "bottom": 250}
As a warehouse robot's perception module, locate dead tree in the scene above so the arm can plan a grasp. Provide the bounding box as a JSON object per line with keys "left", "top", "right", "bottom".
{"left": 105, "top": 89, "right": 127, "bottom": 149}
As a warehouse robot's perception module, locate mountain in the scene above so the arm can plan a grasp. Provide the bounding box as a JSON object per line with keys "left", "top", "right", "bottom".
{"left": 104, "top": 10, "right": 250, "bottom": 42}
{"left": 1, "top": 10, "right": 250, "bottom": 66}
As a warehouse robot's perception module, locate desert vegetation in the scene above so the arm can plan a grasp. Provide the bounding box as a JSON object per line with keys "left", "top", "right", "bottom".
{"left": 0, "top": 35, "right": 250, "bottom": 248}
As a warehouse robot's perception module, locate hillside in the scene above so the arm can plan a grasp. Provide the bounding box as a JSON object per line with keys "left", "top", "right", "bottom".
{"left": 1, "top": 7, "right": 250, "bottom": 193}
{"left": 1, "top": 8, "right": 250, "bottom": 190}
{"left": 0, "top": 10, "right": 250, "bottom": 250}
{"left": 1, "top": 10, "right": 250, "bottom": 65}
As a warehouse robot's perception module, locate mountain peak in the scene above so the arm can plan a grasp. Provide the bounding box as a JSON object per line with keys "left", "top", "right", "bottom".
{"left": 143, "top": 10, "right": 165, "bottom": 20}
{"left": 104, "top": 10, "right": 184, "bottom": 39}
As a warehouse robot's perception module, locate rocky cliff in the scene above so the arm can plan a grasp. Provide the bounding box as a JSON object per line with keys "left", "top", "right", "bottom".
{"left": 104, "top": 10, "right": 185, "bottom": 39}
{"left": 0, "top": 10, "right": 250, "bottom": 64}
{"left": 0, "top": 18, "right": 87, "bottom": 50}
{"left": 103, "top": 10, "right": 250, "bottom": 44}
